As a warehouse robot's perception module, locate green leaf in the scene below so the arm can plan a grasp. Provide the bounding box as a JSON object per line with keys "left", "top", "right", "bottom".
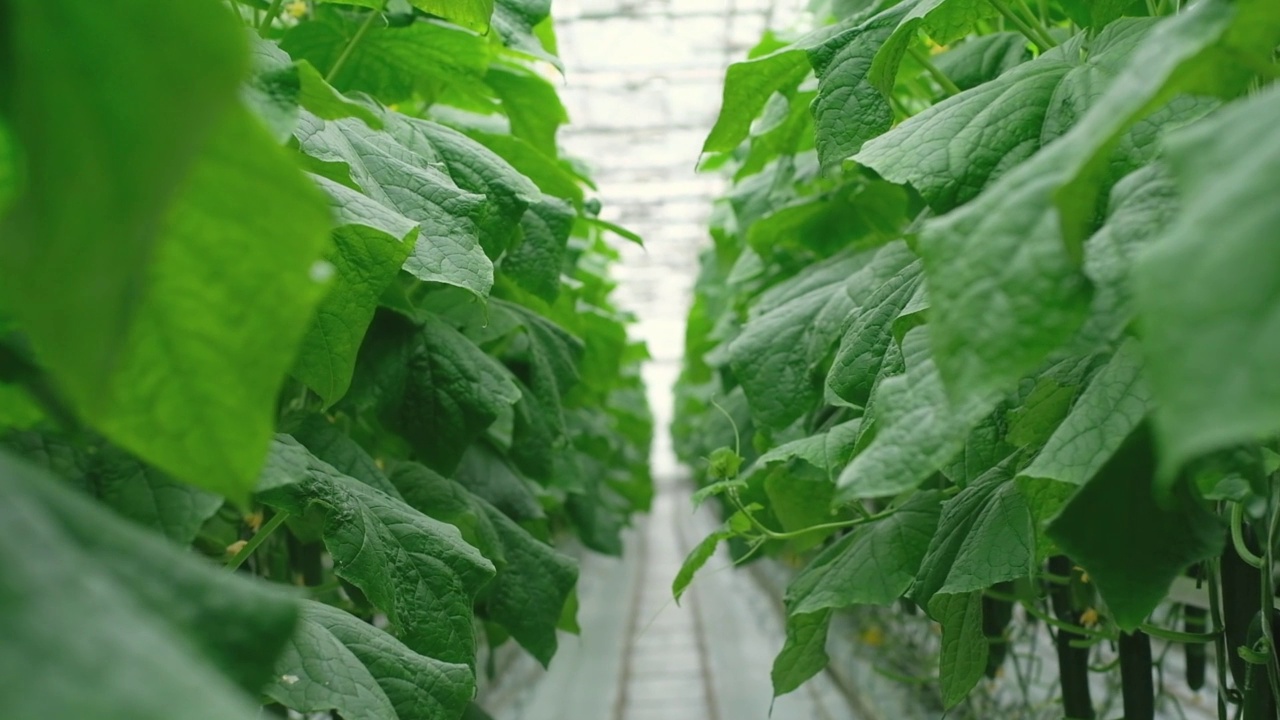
{"left": 673, "top": 526, "right": 732, "bottom": 604}
{"left": 730, "top": 252, "right": 868, "bottom": 430}
{"left": 385, "top": 113, "right": 540, "bottom": 258}
{"left": 91, "top": 445, "right": 225, "bottom": 545}
{"left": 258, "top": 436, "right": 496, "bottom": 665}
{"left": 3, "top": 432, "right": 224, "bottom": 546}
{"left": 293, "top": 175, "right": 417, "bottom": 405}
{"left": 0, "top": 450, "right": 298, "bottom": 720}
{"left": 454, "top": 445, "right": 546, "bottom": 524}
{"left": 491, "top": 0, "right": 560, "bottom": 69}
{"left": 295, "top": 113, "right": 494, "bottom": 297}
{"left": 933, "top": 591, "right": 987, "bottom": 708}
{"left": 787, "top": 490, "right": 943, "bottom": 613}
{"left": 244, "top": 40, "right": 384, "bottom": 142}
{"left": 855, "top": 33, "right": 1086, "bottom": 213}
{"left": 755, "top": 418, "right": 862, "bottom": 482}
{"left": 267, "top": 600, "right": 473, "bottom": 720}
{"left": 282, "top": 11, "right": 491, "bottom": 105}
{"left": 477, "top": 501, "right": 578, "bottom": 666}
{"left": 284, "top": 413, "right": 404, "bottom": 499}
{"left": 485, "top": 61, "right": 567, "bottom": 156}
{"left": 912, "top": 464, "right": 1036, "bottom": 607}
{"left": 0, "top": 0, "right": 247, "bottom": 417}
{"left": 1134, "top": 85, "right": 1280, "bottom": 471}
{"left": 388, "top": 461, "right": 504, "bottom": 560}
{"left": 0, "top": 118, "right": 17, "bottom": 216}
{"left": 704, "top": 48, "right": 812, "bottom": 154}
{"left": 411, "top": 0, "right": 494, "bottom": 32}
{"left": 917, "top": 0, "right": 1276, "bottom": 409}
{"left": 771, "top": 610, "right": 832, "bottom": 697}
{"left": 1021, "top": 339, "right": 1150, "bottom": 487}
{"left": 1046, "top": 424, "right": 1223, "bottom": 630}
{"left": 93, "top": 108, "right": 331, "bottom": 501}
{"left": 1073, "top": 163, "right": 1178, "bottom": 351}
{"left": 466, "top": 131, "right": 585, "bottom": 206}
{"left": 809, "top": 0, "right": 993, "bottom": 167}
{"left": 504, "top": 198, "right": 574, "bottom": 303}
{"left": 826, "top": 242, "right": 921, "bottom": 406}
{"left": 931, "top": 32, "right": 1030, "bottom": 91}
{"left": 835, "top": 327, "right": 1001, "bottom": 502}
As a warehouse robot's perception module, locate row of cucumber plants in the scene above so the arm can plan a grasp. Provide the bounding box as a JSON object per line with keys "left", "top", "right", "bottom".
{"left": 674, "top": 0, "right": 1280, "bottom": 717}
{"left": 0, "top": 1, "right": 651, "bottom": 719}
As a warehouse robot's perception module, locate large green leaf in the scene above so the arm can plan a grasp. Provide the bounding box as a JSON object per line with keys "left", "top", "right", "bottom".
{"left": 912, "top": 464, "right": 1036, "bottom": 607}
{"left": 348, "top": 312, "right": 522, "bottom": 475}
{"left": 931, "top": 32, "right": 1030, "bottom": 91}
{"left": 786, "top": 490, "right": 942, "bottom": 613}
{"left": 1046, "top": 425, "right": 1223, "bottom": 630}
{"left": 284, "top": 413, "right": 404, "bottom": 499}
{"left": 503, "top": 198, "right": 575, "bottom": 303}
{"left": 704, "top": 48, "right": 812, "bottom": 154}
{"left": 412, "top": 0, "right": 494, "bottom": 32}
{"left": 755, "top": 418, "right": 862, "bottom": 482}
{"left": 4, "top": 432, "right": 224, "bottom": 545}
{"left": 266, "top": 600, "right": 473, "bottom": 720}
{"left": 282, "top": 11, "right": 491, "bottom": 105}
{"left": 855, "top": 23, "right": 1160, "bottom": 213}
{"left": 835, "top": 327, "right": 1000, "bottom": 502}
{"left": 384, "top": 113, "right": 539, "bottom": 258}
{"left": 258, "top": 436, "right": 496, "bottom": 665}
{"left": 477, "top": 501, "right": 577, "bottom": 665}
{"left": 388, "top": 461, "right": 576, "bottom": 665}
{"left": 0, "top": 0, "right": 246, "bottom": 417}
{"left": 917, "top": 0, "right": 1278, "bottom": 409}
{"left": 771, "top": 610, "right": 832, "bottom": 697}
{"left": 491, "top": 0, "right": 560, "bottom": 68}
{"left": 294, "top": 113, "right": 494, "bottom": 297}
{"left": 825, "top": 242, "right": 921, "bottom": 406}
{"left": 97, "top": 109, "right": 331, "bottom": 500}
{"left": 729, "top": 252, "right": 867, "bottom": 430}
{"left": 933, "top": 591, "right": 987, "bottom": 708}
{"left": 1020, "top": 339, "right": 1150, "bottom": 488}
{"left": 809, "top": 0, "right": 992, "bottom": 167}
{"left": 0, "top": 450, "right": 298, "bottom": 720}
{"left": 484, "top": 61, "right": 567, "bottom": 156}
{"left": 294, "top": 175, "right": 417, "bottom": 405}
{"left": 1134, "top": 86, "right": 1280, "bottom": 471}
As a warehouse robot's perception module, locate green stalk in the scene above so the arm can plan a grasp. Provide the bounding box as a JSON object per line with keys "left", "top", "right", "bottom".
{"left": 257, "top": 0, "right": 285, "bottom": 30}
{"left": 1209, "top": 555, "right": 1234, "bottom": 718}
{"left": 986, "top": 0, "right": 1054, "bottom": 53}
{"left": 325, "top": 10, "right": 380, "bottom": 83}
{"left": 1011, "top": 0, "right": 1058, "bottom": 49}
{"left": 1233, "top": 501, "right": 1266, "bottom": 568}
{"left": 1261, "top": 484, "right": 1280, "bottom": 711}
{"left": 226, "top": 511, "right": 289, "bottom": 572}
{"left": 907, "top": 46, "right": 962, "bottom": 96}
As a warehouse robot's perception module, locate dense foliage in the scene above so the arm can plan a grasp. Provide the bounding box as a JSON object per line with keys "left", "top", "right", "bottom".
{"left": 674, "top": 0, "right": 1280, "bottom": 716}
{"left": 0, "top": 1, "right": 651, "bottom": 718}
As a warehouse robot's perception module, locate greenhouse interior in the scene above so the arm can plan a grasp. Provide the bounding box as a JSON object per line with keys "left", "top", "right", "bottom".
{"left": 2, "top": 0, "right": 1279, "bottom": 719}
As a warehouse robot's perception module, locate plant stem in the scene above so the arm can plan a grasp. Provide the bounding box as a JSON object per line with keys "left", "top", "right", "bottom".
{"left": 1012, "top": 0, "right": 1058, "bottom": 48}
{"left": 1261, "top": 482, "right": 1280, "bottom": 711}
{"left": 1138, "top": 622, "right": 1217, "bottom": 645}
{"left": 258, "top": 0, "right": 285, "bottom": 31}
{"left": 986, "top": 588, "right": 1115, "bottom": 640}
{"left": 325, "top": 10, "right": 380, "bottom": 83}
{"left": 1231, "top": 501, "right": 1265, "bottom": 568}
{"left": 1207, "top": 555, "right": 1233, "bottom": 718}
{"left": 226, "top": 511, "right": 289, "bottom": 572}
{"left": 986, "top": 0, "right": 1054, "bottom": 53}
{"left": 907, "top": 45, "right": 962, "bottom": 96}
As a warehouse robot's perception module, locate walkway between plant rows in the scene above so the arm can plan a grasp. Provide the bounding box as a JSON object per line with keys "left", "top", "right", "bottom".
{"left": 479, "top": 0, "right": 864, "bottom": 718}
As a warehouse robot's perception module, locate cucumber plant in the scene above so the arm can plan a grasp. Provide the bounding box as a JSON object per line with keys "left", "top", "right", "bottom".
{"left": 0, "top": 1, "right": 651, "bottom": 719}
{"left": 675, "top": 0, "right": 1280, "bottom": 715}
